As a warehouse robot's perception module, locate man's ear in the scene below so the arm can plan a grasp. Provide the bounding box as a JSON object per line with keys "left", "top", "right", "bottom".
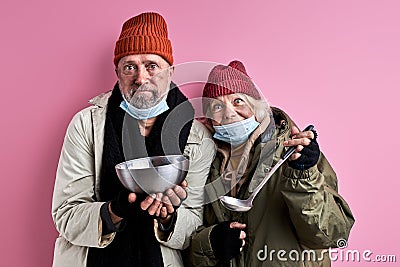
{"left": 169, "top": 65, "right": 175, "bottom": 79}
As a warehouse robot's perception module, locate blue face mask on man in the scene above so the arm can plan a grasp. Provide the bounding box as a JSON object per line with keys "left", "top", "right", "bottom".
{"left": 120, "top": 97, "right": 169, "bottom": 120}
{"left": 213, "top": 115, "right": 260, "bottom": 146}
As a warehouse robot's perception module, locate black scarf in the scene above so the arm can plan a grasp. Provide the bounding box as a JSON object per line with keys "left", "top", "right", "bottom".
{"left": 87, "top": 82, "right": 194, "bottom": 267}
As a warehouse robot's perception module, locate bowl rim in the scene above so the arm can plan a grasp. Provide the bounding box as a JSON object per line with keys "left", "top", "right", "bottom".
{"left": 115, "top": 154, "right": 189, "bottom": 170}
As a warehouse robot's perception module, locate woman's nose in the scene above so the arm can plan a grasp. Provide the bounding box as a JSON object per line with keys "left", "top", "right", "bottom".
{"left": 223, "top": 106, "right": 238, "bottom": 119}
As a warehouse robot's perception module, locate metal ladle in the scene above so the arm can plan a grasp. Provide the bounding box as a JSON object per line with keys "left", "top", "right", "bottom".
{"left": 219, "top": 125, "right": 314, "bottom": 212}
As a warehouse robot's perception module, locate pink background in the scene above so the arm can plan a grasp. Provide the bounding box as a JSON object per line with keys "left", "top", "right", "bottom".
{"left": 1, "top": 0, "right": 399, "bottom": 266}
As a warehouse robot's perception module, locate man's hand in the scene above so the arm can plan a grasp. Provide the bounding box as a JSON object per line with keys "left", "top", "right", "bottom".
{"left": 140, "top": 180, "right": 188, "bottom": 225}
{"left": 109, "top": 189, "right": 139, "bottom": 224}
{"left": 109, "top": 181, "right": 188, "bottom": 226}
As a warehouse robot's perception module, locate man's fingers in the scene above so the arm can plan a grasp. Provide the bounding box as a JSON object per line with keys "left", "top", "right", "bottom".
{"left": 142, "top": 193, "right": 163, "bottom": 215}
{"left": 152, "top": 193, "right": 163, "bottom": 216}
{"left": 166, "top": 188, "right": 185, "bottom": 207}
{"left": 128, "top": 192, "right": 137, "bottom": 203}
{"left": 162, "top": 195, "right": 175, "bottom": 214}
{"left": 147, "top": 193, "right": 163, "bottom": 215}
{"left": 140, "top": 194, "right": 156, "bottom": 210}
{"left": 162, "top": 195, "right": 172, "bottom": 206}
{"left": 155, "top": 202, "right": 162, "bottom": 217}
{"left": 156, "top": 192, "right": 163, "bottom": 202}
{"left": 160, "top": 206, "right": 168, "bottom": 219}
{"left": 173, "top": 185, "right": 187, "bottom": 200}
{"left": 180, "top": 180, "right": 188, "bottom": 189}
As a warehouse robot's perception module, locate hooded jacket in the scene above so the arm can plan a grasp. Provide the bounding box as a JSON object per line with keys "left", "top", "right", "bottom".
{"left": 51, "top": 91, "right": 216, "bottom": 267}
{"left": 190, "top": 108, "right": 354, "bottom": 267}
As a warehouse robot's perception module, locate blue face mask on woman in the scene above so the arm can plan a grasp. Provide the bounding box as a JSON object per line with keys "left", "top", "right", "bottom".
{"left": 120, "top": 97, "right": 169, "bottom": 120}
{"left": 213, "top": 116, "right": 260, "bottom": 146}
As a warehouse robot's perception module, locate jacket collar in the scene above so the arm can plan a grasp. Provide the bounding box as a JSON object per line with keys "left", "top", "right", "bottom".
{"left": 88, "top": 90, "right": 113, "bottom": 108}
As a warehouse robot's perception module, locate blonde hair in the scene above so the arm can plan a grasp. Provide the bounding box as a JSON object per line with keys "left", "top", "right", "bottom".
{"left": 237, "top": 93, "right": 272, "bottom": 123}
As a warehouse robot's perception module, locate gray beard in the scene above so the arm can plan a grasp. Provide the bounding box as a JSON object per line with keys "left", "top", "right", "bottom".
{"left": 130, "top": 90, "right": 160, "bottom": 109}
{"left": 122, "top": 71, "right": 170, "bottom": 109}
{"left": 123, "top": 83, "right": 162, "bottom": 109}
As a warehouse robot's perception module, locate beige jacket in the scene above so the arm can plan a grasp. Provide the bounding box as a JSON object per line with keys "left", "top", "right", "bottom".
{"left": 51, "top": 91, "right": 216, "bottom": 267}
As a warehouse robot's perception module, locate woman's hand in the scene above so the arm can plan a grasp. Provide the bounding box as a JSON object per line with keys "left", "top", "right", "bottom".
{"left": 210, "top": 221, "right": 247, "bottom": 262}
{"left": 283, "top": 126, "right": 320, "bottom": 170}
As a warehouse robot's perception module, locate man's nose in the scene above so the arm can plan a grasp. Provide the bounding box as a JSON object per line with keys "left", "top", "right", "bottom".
{"left": 135, "top": 66, "right": 150, "bottom": 85}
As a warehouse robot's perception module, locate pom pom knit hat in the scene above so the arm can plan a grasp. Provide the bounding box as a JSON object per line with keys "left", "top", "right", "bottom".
{"left": 202, "top": 60, "right": 261, "bottom": 100}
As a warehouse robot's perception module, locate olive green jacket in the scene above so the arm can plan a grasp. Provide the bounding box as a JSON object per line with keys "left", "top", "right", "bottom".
{"left": 190, "top": 108, "right": 354, "bottom": 267}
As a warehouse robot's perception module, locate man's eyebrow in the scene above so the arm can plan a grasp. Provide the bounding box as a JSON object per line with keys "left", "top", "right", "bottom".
{"left": 143, "top": 60, "right": 159, "bottom": 65}
{"left": 121, "top": 60, "right": 137, "bottom": 64}
{"left": 121, "top": 60, "right": 160, "bottom": 65}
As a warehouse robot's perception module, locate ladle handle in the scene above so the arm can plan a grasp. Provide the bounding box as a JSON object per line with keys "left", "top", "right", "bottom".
{"left": 282, "top": 125, "right": 315, "bottom": 159}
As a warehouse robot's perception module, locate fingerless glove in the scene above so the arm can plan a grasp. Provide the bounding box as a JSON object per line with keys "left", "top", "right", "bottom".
{"left": 288, "top": 130, "right": 320, "bottom": 170}
{"left": 110, "top": 189, "right": 144, "bottom": 219}
{"left": 210, "top": 221, "right": 242, "bottom": 262}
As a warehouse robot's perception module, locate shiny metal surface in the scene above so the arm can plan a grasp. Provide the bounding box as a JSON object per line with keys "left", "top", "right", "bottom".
{"left": 219, "top": 153, "right": 291, "bottom": 212}
{"left": 219, "top": 125, "right": 314, "bottom": 212}
{"left": 115, "top": 155, "right": 189, "bottom": 194}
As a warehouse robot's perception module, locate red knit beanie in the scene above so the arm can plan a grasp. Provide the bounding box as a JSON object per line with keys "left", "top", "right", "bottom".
{"left": 202, "top": 60, "right": 261, "bottom": 100}
{"left": 114, "top": 12, "right": 173, "bottom": 66}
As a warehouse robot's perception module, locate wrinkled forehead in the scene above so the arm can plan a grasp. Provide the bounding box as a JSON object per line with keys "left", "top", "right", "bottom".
{"left": 118, "top": 54, "right": 170, "bottom": 67}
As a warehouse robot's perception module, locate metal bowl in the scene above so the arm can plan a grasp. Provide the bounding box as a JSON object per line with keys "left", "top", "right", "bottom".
{"left": 115, "top": 155, "right": 189, "bottom": 194}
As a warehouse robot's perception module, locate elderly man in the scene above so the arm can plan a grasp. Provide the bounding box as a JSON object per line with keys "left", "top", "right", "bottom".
{"left": 52, "top": 12, "right": 215, "bottom": 267}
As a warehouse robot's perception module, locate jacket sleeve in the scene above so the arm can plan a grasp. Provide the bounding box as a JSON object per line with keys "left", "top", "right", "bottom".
{"left": 51, "top": 108, "right": 114, "bottom": 248}
{"left": 189, "top": 224, "right": 220, "bottom": 267}
{"left": 155, "top": 121, "right": 216, "bottom": 250}
{"left": 280, "top": 152, "right": 355, "bottom": 249}
{"left": 187, "top": 158, "right": 223, "bottom": 266}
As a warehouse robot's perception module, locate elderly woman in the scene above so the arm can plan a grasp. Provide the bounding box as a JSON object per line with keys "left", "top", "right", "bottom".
{"left": 190, "top": 60, "right": 354, "bottom": 266}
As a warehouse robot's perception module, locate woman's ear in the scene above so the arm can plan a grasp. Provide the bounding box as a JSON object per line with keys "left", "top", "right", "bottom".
{"left": 197, "top": 117, "right": 215, "bottom": 133}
